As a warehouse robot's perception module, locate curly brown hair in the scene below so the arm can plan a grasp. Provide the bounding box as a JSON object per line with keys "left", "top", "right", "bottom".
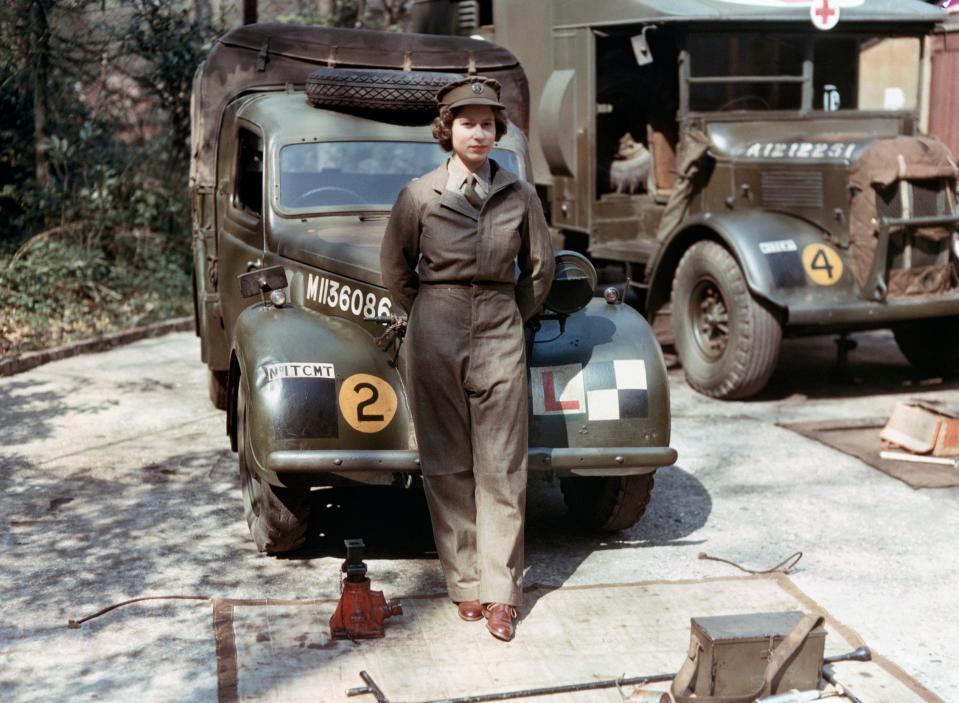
{"left": 431, "top": 104, "right": 509, "bottom": 152}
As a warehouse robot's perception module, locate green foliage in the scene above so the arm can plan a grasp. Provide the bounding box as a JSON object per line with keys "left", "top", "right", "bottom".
{"left": 0, "top": 0, "right": 215, "bottom": 354}
{"left": 277, "top": 0, "right": 408, "bottom": 31}
{"left": 0, "top": 232, "right": 191, "bottom": 355}
{"left": 0, "top": 1, "right": 412, "bottom": 356}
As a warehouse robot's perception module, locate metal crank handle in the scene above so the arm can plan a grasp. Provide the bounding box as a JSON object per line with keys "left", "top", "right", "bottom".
{"left": 824, "top": 646, "right": 871, "bottom": 665}
{"left": 822, "top": 667, "right": 867, "bottom": 703}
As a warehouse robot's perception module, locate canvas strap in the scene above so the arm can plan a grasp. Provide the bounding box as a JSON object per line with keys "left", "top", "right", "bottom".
{"left": 670, "top": 613, "right": 825, "bottom": 703}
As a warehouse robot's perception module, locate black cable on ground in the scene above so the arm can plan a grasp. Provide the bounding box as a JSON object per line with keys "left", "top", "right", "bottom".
{"left": 66, "top": 595, "right": 210, "bottom": 629}
{"left": 697, "top": 550, "right": 803, "bottom": 575}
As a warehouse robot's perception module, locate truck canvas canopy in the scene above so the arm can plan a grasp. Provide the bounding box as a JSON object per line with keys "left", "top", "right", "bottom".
{"left": 190, "top": 23, "right": 528, "bottom": 186}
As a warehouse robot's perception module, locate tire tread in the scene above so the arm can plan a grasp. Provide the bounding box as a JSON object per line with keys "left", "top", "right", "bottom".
{"left": 305, "top": 68, "right": 462, "bottom": 111}
{"left": 671, "top": 241, "right": 782, "bottom": 399}
{"left": 560, "top": 473, "right": 656, "bottom": 532}
{"left": 238, "top": 382, "right": 310, "bottom": 554}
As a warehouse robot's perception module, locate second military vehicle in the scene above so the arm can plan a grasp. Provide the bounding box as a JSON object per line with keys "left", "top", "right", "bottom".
{"left": 417, "top": 0, "right": 959, "bottom": 399}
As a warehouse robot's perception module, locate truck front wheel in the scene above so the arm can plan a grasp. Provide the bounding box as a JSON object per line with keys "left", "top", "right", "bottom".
{"left": 893, "top": 316, "right": 959, "bottom": 378}
{"left": 209, "top": 370, "right": 229, "bottom": 411}
{"left": 237, "top": 381, "right": 309, "bottom": 554}
{"left": 671, "top": 241, "right": 782, "bottom": 399}
{"left": 559, "top": 473, "right": 655, "bottom": 532}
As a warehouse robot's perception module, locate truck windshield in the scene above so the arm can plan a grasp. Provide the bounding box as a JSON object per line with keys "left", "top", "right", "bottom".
{"left": 686, "top": 33, "right": 920, "bottom": 114}
{"left": 278, "top": 141, "right": 521, "bottom": 210}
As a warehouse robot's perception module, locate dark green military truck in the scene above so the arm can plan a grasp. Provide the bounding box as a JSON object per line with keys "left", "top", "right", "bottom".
{"left": 417, "top": 0, "right": 959, "bottom": 398}
{"left": 190, "top": 24, "right": 677, "bottom": 553}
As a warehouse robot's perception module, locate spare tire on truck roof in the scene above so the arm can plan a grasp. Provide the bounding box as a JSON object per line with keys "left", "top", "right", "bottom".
{"left": 306, "top": 68, "right": 462, "bottom": 111}
{"left": 190, "top": 23, "right": 528, "bottom": 188}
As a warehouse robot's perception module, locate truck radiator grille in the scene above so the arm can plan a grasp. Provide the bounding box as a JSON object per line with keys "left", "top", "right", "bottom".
{"left": 875, "top": 179, "right": 956, "bottom": 297}
{"left": 875, "top": 178, "right": 950, "bottom": 220}
{"left": 760, "top": 171, "right": 823, "bottom": 209}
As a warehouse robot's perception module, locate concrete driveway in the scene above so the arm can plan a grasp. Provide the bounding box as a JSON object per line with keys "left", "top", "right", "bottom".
{"left": 1, "top": 330, "right": 957, "bottom": 701}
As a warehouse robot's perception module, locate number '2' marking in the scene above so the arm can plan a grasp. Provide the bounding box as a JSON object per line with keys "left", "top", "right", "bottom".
{"left": 354, "top": 382, "right": 385, "bottom": 422}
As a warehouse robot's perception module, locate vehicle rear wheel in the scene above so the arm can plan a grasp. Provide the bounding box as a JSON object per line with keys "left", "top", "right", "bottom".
{"left": 671, "top": 241, "right": 782, "bottom": 399}
{"left": 208, "top": 369, "right": 229, "bottom": 411}
{"left": 306, "top": 68, "right": 461, "bottom": 111}
{"left": 559, "top": 473, "right": 655, "bottom": 532}
{"left": 893, "top": 316, "right": 959, "bottom": 378}
{"left": 237, "top": 380, "right": 309, "bottom": 554}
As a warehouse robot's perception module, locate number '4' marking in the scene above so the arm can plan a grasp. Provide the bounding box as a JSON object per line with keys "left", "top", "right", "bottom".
{"left": 810, "top": 248, "right": 835, "bottom": 280}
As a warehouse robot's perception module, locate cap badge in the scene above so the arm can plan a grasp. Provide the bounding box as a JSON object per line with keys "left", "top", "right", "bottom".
{"left": 471, "top": 82, "right": 484, "bottom": 94}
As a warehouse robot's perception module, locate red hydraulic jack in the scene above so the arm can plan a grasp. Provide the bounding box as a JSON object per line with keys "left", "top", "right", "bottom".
{"left": 330, "top": 538, "right": 403, "bottom": 640}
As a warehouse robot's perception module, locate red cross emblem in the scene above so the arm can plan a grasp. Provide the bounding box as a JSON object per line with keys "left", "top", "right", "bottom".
{"left": 810, "top": 0, "right": 840, "bottom": 30}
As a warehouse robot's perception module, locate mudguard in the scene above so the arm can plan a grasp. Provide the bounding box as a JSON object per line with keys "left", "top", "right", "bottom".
{"left": 528, "top": 297, "right": 670, "bottom": 467}
{"left": 232, "top": 302, "right": 412, "bottom": 486}
{"left": 651, "top": 210, "right": 861, "bottom": 319}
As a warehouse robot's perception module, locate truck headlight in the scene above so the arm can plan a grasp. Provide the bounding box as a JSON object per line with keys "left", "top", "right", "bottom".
{"left": 544, "top": 250, "right": 597, "bottom": 315}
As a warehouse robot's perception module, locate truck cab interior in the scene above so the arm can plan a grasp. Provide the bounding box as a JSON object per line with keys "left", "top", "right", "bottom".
{"left": 593, "top": 26, "right": 922, "bottom": 203}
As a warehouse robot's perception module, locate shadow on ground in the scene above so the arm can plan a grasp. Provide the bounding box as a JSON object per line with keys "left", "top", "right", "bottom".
{"left": 0, "top": 378, "right": 75, "bottom": 445}
{"left": 282, "top": 464, "right": 712, "bottom": 604}
{"left": 738, "top": 331, "right": 959, "bottom": 402}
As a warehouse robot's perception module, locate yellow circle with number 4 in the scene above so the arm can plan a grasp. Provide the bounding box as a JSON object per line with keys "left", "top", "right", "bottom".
{"left": 802, "top": 244, "right": 843, "bottom": 286}
{"left": 338, "top": 374, "right": 398, "bottom": 433}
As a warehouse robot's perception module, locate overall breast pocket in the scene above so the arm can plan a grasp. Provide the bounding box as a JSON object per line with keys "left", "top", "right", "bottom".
{"left": 491, "top": 212, "right": 523, "bottom": 261}
{"left": 421, "top": 207, "right": 478, "bottom": 269}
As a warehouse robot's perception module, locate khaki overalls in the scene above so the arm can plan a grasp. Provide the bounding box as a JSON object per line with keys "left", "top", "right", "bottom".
{"left": 380, "top": 160, "right": 554, "bottom": 605}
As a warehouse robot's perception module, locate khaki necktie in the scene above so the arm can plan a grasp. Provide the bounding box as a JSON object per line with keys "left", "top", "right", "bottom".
{"left": 464, "top": 173, "right": 483, "bottom": 210}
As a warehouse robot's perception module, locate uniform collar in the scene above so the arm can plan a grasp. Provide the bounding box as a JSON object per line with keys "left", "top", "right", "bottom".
{"left": 487, "top": 158, "right": 517, "bottom": 194}
{"left": 427, "top": 158, "right": 516, "bottom": 195}
{"left": 447, "top": 157, "right": 491, "bottom": 191}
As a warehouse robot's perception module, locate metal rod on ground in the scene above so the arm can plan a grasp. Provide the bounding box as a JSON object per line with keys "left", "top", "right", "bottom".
{"left": 348, "top": 671, "right": 391, "bottom": 703}
{"left": 410, "top": 673, "right": 675, "bottom": 703}
{"left": 347, "top": 672, "right": 674, "bottom": 703}
{"left": 757, "top": 690, "right": 840, "bottom": 703}
{"left": 347, "top": 648, "right": 870, "bottom": 703}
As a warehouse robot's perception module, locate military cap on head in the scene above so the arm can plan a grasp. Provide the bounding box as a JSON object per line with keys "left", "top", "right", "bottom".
{"left": 436, "top": 76, "right": 504, "bottom": 110}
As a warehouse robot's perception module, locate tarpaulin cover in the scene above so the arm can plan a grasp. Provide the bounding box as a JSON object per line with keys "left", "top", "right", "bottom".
{"left": 654, "top": 129, "right": 711, "bottom": 243}
{"left": 847, "top": 136, "right": 957, "bottom": 290}
{"left": 190, "top": 23, "right": 528, "bottom": 186}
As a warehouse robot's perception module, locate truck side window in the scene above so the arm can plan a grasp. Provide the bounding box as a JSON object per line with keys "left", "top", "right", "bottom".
{"left": 236, "top": 128, "right": 263, "bottom": 216}
{"left": 687, "top": 33, "right": 805, "bottom": 112}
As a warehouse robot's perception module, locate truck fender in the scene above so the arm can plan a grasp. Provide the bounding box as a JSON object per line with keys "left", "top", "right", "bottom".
{"left": 645, "top": 210, "right": 851, "bottom": 321}
{"left": 529, "top": 298, "right": 671, "bottom": 456}
{"left": 229, "top": 303, "right": 412, "bottom": 485}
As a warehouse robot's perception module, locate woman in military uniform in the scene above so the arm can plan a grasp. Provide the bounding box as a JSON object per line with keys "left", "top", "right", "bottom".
{"left": 380, "top": 76, "right": 554, "bottom": 641}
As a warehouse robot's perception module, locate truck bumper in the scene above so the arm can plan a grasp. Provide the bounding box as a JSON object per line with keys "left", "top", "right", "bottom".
{"left": 267, "top": 446, "right": 678, "bottom": 478}
{"left": 787, "top": 293, "right": 959, "bottom": 329}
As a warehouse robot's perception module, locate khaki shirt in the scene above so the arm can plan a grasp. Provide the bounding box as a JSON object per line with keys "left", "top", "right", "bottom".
{"left": 446, "top": 158, "right": 491, "bottom": 200}
{"left": 380, "top": 159, "right": 554, "bottom": 321}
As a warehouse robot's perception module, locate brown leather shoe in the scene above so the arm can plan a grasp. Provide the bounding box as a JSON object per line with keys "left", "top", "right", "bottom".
{"left": 456, "top": 600, "right": 483, "bottom": 622}
{"left": 482, "top": 603, "right": 517, "bottom": 641}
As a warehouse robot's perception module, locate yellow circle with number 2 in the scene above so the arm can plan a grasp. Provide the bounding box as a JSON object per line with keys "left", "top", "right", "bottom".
{"left": 338, "top": 373, "right": 398, "bottom": 433}
{"left": 802, "top": 244, "right": 843, "bottom": 286}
